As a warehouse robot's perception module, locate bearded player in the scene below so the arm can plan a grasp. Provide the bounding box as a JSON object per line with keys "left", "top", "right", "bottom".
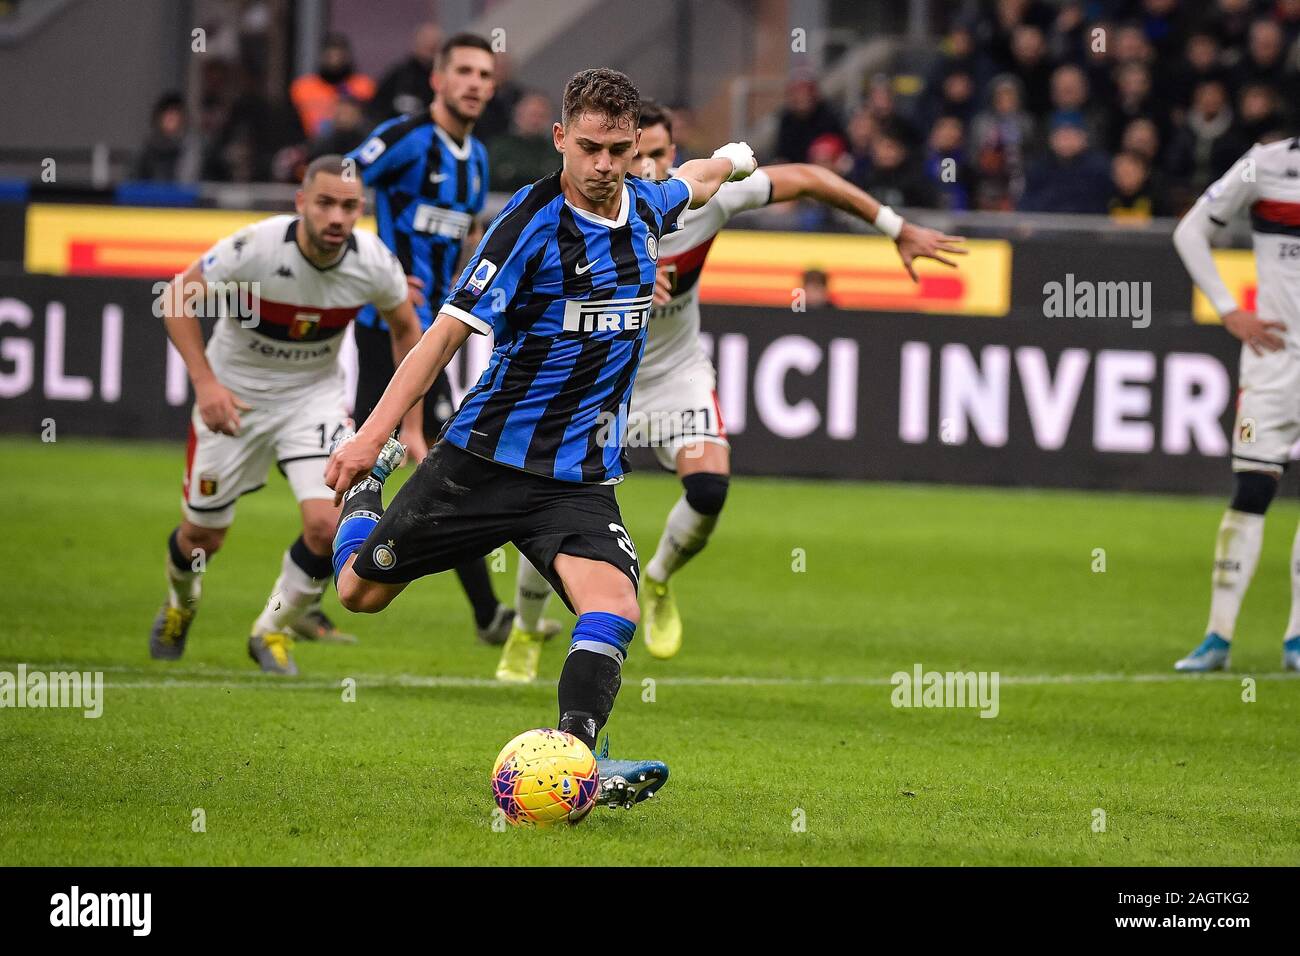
{"left": 494, "top": 100, "right": 966, "bottom": 680}
{"left": 150, "top": 155, "right": 421, "bottom": 676}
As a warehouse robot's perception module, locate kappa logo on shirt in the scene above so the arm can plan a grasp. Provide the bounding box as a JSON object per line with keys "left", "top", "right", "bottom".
{"left": 466, "top": 259, "right": 497, "bottom": 295}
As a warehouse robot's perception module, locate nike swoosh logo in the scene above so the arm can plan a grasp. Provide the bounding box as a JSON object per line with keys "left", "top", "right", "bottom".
{"left": 428, "top": 172, "right": 449, "bottom": 184}
{"left": 575, "top": 259, "right": 600, "bottom": 275}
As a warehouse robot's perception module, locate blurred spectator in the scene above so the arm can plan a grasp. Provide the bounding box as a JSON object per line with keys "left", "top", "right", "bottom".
{"left": 1108, "top": 150, "right": 1165, "bottom": 221}
{"left": 1166, "top": 80, "right": 1246, "bottom": 195}
{"left": 1211, "top": 0, "right": 1257, "bottom": 54}
{"left": 775, "top": 75, "right": 844, "bottom": 163}
{"left": 1120, "top": 117, "right": 1163, "bottom": 167}
{"left": 923, "top": 115, "right": 973, "bottom": 210}
{"left": 969, "top": 74, "right": 1034, "bottom": 209}
{"left": 1170, "top": 32, "right": 1228, "bottom": 111}
{"left": 372, "top": 22, "right": 441, "bottom": 121}
{"left": 926, "top": 65, "right": 980, "bottom": 128}
{"left": 1231, "top": 19, "right": 1289, "bottom": 94}
{"left": 135, "top": 92, "right": 204, "bottom": 182}
{"left": 801, "top": 269, "right": 836, "bottom": 309}
{"left": 1136, "top": 0, "right": 1189, "bottom": 60}
{"left": 307, "top": 95, "right": 369, "bottom": 161}
{"left": 290, "top": 33, "right": 376, "bottom": 139}
{"left": 214, "top": 66, "right": 302, "bottom": 182}
{"left": 982, "top": 0, "right": 1057, "bottom": 73}
{"left": 1050, "top": 64, "right": 1108, "bottom": 151}
{"left": 666, "top": 104, "right": 697, "bottom": 163}
{"left": 1278, "top": 0, "right": 1300, "bottom": 45}
{"left": 1105, "top": 63, "right": 1159, "bottom": 152}
{"left": 1237, "top": 82, "right": 1287, "bottom": 144}
{"left": 842, "top": 106, "right": 877, "bottom": 189}
{"left": 860, "top": 123, "right": 938, "bottom": 209}
{"left": 472, "top": 53, "right": 523, "bottom": 144}
{"left": 1021, "top": 112, "right": 1110, "bottom": 214}
{"left": 489, "top": 92, "right": 559, "bottom": 192}
{"left": 863, "top": 73, "right": 921, "bottom": 146}
{"left": 1009, "top": 24, "right": 1054, "bottom": 116}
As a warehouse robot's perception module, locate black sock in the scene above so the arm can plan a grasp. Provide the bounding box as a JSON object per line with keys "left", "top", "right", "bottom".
{"left": 332, "top": 477, "right": 385, "bottom": 581}
{"left": 455, "top": 558, "right": 500, "bottom": 628}
{"left": 167, "top": 526, "right": 190, "bottom": 573}
{"left": 557, "top": 649, "right": 622, "bottom": 750}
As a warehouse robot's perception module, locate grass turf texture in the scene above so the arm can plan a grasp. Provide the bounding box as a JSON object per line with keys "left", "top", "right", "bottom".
{"left": 1, "top": 436, "right": 1297, "bottom": 866}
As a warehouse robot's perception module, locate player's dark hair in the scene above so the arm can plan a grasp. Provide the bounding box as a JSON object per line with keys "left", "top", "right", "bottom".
{"left": 438, "top": 32, "right": 494, "bottom": 69}
{"left": 302, "top": 154, "right": 349, "bottom": 186}
{"left": 638, "top": 100, "right": 673, "bottom": 138}
{"left": 562, "top": 68, "right": 640, "bottom": 130}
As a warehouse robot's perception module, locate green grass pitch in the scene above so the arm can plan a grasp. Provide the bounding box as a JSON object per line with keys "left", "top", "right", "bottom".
{"left": 1, "top": 436, "right": 1297, "bottom": 866}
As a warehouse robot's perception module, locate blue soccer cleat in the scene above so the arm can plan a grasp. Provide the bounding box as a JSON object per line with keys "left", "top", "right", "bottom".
{"left": 1284, "top": 636, "right": 1300, "bottom": 672}
{"left": 1174, "top": 633, "right": 1231, "bottom": 672}
{"left": 595, "top": 735, "right": 669, "bottom": 809}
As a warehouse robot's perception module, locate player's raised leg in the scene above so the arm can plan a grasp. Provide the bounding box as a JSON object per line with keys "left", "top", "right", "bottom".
{"left": 641, "top": 439, "right": 730, "bottom": 659}
{"left": 1177, "top": 470, "right": 1275, "bottom": 671}
{"left": 150, "top": 520, "right": 226, "bottom": 660}
{"left": 331, "top": 435, "right": 409, "bottom": 614}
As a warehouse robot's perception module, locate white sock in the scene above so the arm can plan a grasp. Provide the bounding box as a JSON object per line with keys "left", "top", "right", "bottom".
{"left": 1284, "top": 521, "right": 1300, "bottom": 640}
{"left": 646, "top": 496, "right": 718, "bottom": 583}
{"left": 514, "top": 557, "right": 552, "bottom": 633}
{"left": 1205, "top": 509, "right": 1266, "bottom": 640}
{"left": 253, "top": 548, "right": 328, "bottom": 635}
{"left": 166, "top": 559, "right": 203, "bottom": 611}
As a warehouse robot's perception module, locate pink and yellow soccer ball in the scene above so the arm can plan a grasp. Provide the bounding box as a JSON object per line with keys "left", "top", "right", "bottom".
{"left": 491, "top": 728, "right": 600, "bottom": 827}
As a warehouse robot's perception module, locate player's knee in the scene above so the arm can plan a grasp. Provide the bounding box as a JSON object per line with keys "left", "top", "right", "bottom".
{"left": 179, "top": 522, "right": 226, "bottom": 559}
{"left": 300, "top": 516, "right": 337, "bottom": 556}
{"left": 682, "top": 472, "right": 729, "bottom": 516}
{"left": 1231, "top": 470, "right": 1278, "bottom": 515}
{"left": 335, "top": 572, "right": 375, "bottom": 613}
{"left": 612, "top": 595, "right": 640, "bottom": 626}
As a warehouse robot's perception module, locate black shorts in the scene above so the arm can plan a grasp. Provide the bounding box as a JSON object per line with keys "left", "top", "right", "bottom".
{"left": 351, "top": 442, "right": 640, "bottom": 611}
{"left": 353, "top": 323, "right": 454, "bottom": 442}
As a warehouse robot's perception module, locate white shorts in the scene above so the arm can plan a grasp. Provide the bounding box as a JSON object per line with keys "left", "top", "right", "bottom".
{"left": 1233, "top": 346, "right": 1300, "bottom": 474}
{"left": 182, "top": 376, "right": 352, "bottom": 528}
{"left": 628, "top": 355, "right": 729, "bottom": 471}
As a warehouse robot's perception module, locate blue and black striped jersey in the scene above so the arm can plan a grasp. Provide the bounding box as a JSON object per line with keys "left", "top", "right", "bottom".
{"left": 346, "top": 113, "right": 489, "bottom": 330}
{"left": 440, "top": 171, "right": 693, "bottom": 484}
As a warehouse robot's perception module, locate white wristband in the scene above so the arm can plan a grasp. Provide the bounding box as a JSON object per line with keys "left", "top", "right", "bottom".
{"left": 874, "top": 205, "right": 904, "bottom": 240}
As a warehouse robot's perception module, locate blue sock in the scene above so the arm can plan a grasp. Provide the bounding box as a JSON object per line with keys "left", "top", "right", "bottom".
{"left": 332, "top": 479, "right": 383, "bottom": 584}
{"left": 568, "top": 611, "right": 636, "bottom": 664}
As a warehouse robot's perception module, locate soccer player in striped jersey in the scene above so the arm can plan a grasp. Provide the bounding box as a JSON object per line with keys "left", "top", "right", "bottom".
{"left": 500, "top": 101, "right": 966, "bottom": 675}
{"left": 326, "top": 68, "right": 757, "bottom": 807}
{"left": 150, "top": 156, "right": 422, "bottom": 675}
{"left": 345, "top": 33, "right": 531, "bottom": 646}
{"left": 1173, "top": 138, "right": 1300, "bottom": 672}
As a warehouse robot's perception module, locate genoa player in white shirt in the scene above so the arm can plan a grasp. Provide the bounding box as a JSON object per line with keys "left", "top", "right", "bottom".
{"left": 496, "top": 101, "right": 965, "bottom": 677}
{"left": 150, "top": 155, "right": 422, "bottom": 675}
{"left": 1173, "top": 138, "right": 1300, "bottom": 672}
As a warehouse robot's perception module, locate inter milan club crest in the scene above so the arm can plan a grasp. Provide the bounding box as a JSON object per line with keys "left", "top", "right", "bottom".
{"left": 372, "top": 541, "right": 397, "bottom": 569}
{"left": 645, "top": 234, "right": 658, "bottom": 261}
{"left": 289, "top": 311, "right": 321, "bottom": 340}
{"left": 198, "top": 474, "right": 219, "bottom": 497}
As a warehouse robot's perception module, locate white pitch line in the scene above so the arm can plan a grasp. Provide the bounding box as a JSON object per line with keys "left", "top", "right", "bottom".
{"left": 69, "top": 670, "right": 1300, "bottom": 691}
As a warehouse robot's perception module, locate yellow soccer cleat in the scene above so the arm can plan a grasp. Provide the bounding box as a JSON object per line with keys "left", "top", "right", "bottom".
{"left": 641, "top": 576, "right": 682, "bottom": 659}
{"left": 248, "top": 631, "right": 298, "bottom": 676}
{"left": 495, "top": 625, "right": 545, "bottom": 683}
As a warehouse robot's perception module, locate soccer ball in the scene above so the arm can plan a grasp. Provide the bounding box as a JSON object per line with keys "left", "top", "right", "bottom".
{"left": 491, "top": 728, "right": 600, "bottom": 827}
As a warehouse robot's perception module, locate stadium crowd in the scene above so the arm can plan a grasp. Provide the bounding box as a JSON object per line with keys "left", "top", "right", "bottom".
{"left": 135, "top": 0, "right": 1300, "bottom": 222}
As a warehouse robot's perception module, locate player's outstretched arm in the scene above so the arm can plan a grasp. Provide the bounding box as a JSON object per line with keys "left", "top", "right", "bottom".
{"left": 676, "top": 143, "right": 757, "bottom": 209}
{"left": 326, "top": 311, "right": 472, "bottom": 503}
{"left": 380, "top": 296, "right": 429, "bottom": 461}
{"left": 1173, "top": 149, "right": 1285, "bottom": 355}
{"left": 161, "top": 260, "right": 250, "bottom": 436}
{"left": 764, "top": 164, "right": 966, "bottom": 282}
